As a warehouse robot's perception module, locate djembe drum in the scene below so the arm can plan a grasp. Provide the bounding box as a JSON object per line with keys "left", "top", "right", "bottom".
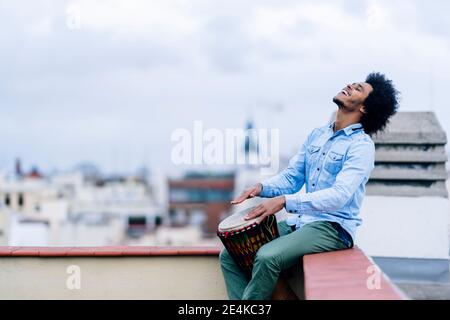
{"left": 217, "top": 207, "right": 279, "bottom": 276}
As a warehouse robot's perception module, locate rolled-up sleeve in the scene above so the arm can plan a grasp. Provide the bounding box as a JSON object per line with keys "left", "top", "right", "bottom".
{"left": 284, "top": 139, "right": 375, "bottom": 214}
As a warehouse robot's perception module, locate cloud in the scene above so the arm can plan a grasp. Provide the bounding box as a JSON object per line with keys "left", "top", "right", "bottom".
{"left": 0, "top": 0, "right": 449, "bottom": 173}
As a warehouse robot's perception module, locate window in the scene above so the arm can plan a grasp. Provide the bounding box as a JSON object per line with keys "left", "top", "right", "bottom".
{"left": 18, "top": 193, "right": 24, "bottom": 207}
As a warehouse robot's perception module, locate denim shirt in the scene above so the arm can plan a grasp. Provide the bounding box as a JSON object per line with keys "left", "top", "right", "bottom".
{"left": 260, "top": 121, "right": 375, "bottom": 242}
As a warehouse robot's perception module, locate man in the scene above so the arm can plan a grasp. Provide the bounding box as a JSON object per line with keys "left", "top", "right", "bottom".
{"left": 220, "top": 72, "right": 399, "bottom": 300}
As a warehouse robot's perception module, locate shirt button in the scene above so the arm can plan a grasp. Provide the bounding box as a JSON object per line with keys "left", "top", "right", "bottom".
{"left": 317, "top": 168, "right": 320, "bottom": 171}
{"left": 312, "top": 183, "right": 315, "bottom": 187}
{"left": 322, "top": 152, "right": 325, "bottom": 156}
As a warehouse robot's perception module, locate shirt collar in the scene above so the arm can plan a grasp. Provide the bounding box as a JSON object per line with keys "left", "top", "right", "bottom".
{"left": 328, "top": 122, "right": 363, "bottom": 136}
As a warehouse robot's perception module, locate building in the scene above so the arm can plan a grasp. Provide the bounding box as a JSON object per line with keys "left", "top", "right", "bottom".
{"left": 168, "top": 171, "right": 235, "bottom": 237}
{"left": 0, "top": 168, "right": 163, "bottom": 246}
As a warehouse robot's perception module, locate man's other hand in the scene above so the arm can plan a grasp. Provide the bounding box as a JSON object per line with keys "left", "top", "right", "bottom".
{"left": 231, "top": 183, "right": 263, "bottom": 205}
{"left": 244, "top": 196, "right": 286, "bottom": 220}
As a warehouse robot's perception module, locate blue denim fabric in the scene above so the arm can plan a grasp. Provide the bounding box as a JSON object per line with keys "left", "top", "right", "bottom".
{"left": 260, "top": 121, "right": 375, "bottom": 242}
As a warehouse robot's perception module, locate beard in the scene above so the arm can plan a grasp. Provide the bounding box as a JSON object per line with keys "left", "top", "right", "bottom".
{"left": 333, "top": 96, "right": 344, "bottom": 108}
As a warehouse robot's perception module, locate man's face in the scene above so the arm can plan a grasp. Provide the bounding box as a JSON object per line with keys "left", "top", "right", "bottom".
{"left": 333, "top": 82, "right": 373, "bottom": 112}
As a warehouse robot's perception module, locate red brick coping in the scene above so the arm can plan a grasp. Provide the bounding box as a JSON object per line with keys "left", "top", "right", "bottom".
{"left": 303, "top": 247, "right": 406, "bottom": 300}
{"left": 0, "top": 246, "right": 222, "bottom": 257}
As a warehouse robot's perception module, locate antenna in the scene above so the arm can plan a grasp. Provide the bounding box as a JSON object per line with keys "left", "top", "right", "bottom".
{"left": 429, "top": 63, "right": 435, "bottom": 111}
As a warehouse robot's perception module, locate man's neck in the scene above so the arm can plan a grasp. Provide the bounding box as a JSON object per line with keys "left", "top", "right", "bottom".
{"left": 334, "top": 110, "right": 361, "bottom": 132}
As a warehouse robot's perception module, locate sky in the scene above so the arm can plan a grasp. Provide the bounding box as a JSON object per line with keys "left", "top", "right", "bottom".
{"left": 0, "top": 0, "right": 449, "bottom": 175}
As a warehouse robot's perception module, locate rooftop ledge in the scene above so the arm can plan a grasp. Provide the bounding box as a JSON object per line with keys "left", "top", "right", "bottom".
{"left": 0, "top": 246, "right": 221, "bottom": 257}
{"left": 0, "top": 246, "right": 406, "bottom": 300}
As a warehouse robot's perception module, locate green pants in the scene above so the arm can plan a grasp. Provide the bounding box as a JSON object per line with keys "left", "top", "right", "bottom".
{"left": 219, "top": 220, "right": 351, "bottom": 300}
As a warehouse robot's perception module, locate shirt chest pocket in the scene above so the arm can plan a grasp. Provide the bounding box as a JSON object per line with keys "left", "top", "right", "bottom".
{"left": 324, "top": 151, "right": 344, "bottom": 175}
{"left": 307, "top": 145, "right": 321, "bottom": 162}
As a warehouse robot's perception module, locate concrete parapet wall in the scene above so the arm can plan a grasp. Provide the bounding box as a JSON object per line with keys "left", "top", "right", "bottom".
{"left": 357, "top": 195, "right": 450, "bottom": 260}
{"left": 0, "top": 255, "right": 227, "bottom": 299}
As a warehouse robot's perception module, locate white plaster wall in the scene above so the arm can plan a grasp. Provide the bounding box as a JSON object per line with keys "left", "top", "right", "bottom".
{"left": 356, "top": 196, "right": 450, "bottom": 260}
{"left": 0, "top": 256, "right": 227, "bottom": 300}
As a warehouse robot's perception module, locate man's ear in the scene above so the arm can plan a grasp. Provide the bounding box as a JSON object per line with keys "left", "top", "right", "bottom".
{"left": 360, "top": 106, "right": 367, "bottom": 114}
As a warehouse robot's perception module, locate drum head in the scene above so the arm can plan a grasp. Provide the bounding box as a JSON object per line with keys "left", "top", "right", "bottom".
{"left": 218, "top": 207, "right": 261, "bottom": 232}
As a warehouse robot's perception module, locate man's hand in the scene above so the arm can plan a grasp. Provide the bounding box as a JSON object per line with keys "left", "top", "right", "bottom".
{"left": 231, "top": 183, "right": 263, "bottom": 205}
{"left": 244, "top": 196, "right": 286, "bottom": 220}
